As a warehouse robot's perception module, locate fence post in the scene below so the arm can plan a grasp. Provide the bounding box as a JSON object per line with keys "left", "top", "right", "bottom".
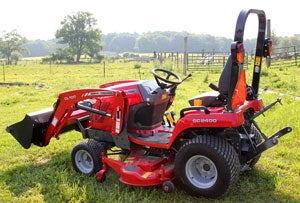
{"left": 103, "top": 61, "right": 106, "bottom": 78}
{"left": 294, "top": 46, "right": 297, "bottom": 66}
{"left": 2, "top": 63, "right": 5, "bottom": 82}
{"left": 183, "top": 37, "right": 188, "bottom": 75}
{"left": 49, "top": 60, "right": 52, "bottom": 74}
{"left": 176, "top": 52, "right": 179, "bottom": 68}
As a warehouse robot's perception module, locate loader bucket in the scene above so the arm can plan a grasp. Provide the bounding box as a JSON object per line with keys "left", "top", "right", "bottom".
{"left": 6, "top": 108, "right": 53, "bottom": 149}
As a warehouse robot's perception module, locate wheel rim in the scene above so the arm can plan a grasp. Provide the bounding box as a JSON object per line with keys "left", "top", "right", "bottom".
{"left": 75, "top": 149, "right": 94, "bottom": 174}
{"left": 185, "top": 155, "right": 218, "bottom": 189}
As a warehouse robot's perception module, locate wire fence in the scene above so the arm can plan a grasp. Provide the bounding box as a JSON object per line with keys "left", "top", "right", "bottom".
{"left": 1, "top": 45, "right": 299, "bottom": 83}
{"left": 0, "top": 60, "right": 158, "bottom": 86}
{"left": 186, "top": 45, "right": 300, "bottom": 71}
{"left": 271, "top": 45, "right": 299, "bottom": 68}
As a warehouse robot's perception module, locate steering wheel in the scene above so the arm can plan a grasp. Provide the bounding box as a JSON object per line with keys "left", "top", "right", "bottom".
{"left": 152, "top": 68, "right": 182, "bottom": 89}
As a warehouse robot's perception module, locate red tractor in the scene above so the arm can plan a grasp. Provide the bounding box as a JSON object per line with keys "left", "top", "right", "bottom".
{"left": 6, "top": 9, "right": 291, "bottom": 199}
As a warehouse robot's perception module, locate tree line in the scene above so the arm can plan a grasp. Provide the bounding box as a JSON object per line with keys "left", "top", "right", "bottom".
{"left": 22, "top": 32, "right": 300, "bottom": 58}
{"left": 1, "top": 11, "right": 300, "bottom": 64}
{"left": 21, "top": 32, "right": 251, "bottom": 57}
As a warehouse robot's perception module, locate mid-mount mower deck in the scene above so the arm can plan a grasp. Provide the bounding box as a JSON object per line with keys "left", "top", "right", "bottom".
{"left": 6, "top": 9, "right": 292, "bottom": 199}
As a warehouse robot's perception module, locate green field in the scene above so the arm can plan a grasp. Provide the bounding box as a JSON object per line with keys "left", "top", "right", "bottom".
{"left": 0, "top": 60, "right": 299, "bottom": 202}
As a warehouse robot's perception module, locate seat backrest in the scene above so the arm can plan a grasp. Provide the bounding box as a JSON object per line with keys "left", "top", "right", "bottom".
{"left": 218, "top": 55, "right": 232, "bottom": 96}
{"left": 218, "top": 55, "right": 247, "bottom": 110}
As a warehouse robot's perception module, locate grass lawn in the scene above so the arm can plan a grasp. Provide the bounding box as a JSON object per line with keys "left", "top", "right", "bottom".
{"left": 0, "top": 60, "right": 299, "bottom": 202}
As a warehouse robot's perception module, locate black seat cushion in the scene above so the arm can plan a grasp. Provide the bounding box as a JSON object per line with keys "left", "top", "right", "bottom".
{"left": 218, "top": 55, "right": 232, "bottom": 96}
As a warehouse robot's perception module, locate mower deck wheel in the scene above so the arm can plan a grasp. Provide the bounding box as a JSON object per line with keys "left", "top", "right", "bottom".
{"left": 162, "top": 181, "right": 175, "bottom": 193}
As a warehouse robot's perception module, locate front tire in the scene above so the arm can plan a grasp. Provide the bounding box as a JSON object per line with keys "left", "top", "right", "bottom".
{"left": 71, "top": 139, "right": 106, "bottom": 175}
{"left": 174, "top": 135, "right": 240, "bottom": 199}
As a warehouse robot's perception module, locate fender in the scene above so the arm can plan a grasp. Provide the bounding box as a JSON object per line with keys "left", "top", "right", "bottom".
{"left": 167, "top": 99, "right": 264, "bottom": 148}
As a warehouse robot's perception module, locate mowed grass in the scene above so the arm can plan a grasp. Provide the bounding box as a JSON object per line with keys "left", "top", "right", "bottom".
{"left": 0, "top": 60, "right": 299, "bottom": 202}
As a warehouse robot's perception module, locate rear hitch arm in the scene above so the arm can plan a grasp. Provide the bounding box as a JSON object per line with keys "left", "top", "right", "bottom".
{"left": 245, "top": 126, "right": 292, "bottom": 162}
{"left": 251, "top": 98, "right": 282, "bottom": 120}
{"left": 258, "top": 126, "right": 292, "bottom": 151}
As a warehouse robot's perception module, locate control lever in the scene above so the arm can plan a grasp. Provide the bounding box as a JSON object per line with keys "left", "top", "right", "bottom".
{"left": 209, "top": 83, "right": 219, "bottom": 91}
{"left": 209, "top": 83, "right": 227, "bottom": 101}
{"left": 182, "top": 74, "right": 192, "bottom": 82}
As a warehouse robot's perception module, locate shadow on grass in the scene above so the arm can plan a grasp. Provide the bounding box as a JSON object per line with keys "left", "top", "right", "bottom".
{"left": 2, "top": 151, "right": 295, "bottom": 202}
{"left": 230, "top": 169, "right": 294, "bottom": 202}
{"left": 3, "top": 151, "right": 77, "bottom": 202}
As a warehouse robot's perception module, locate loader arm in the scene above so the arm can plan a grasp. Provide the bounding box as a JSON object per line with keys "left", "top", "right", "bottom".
{"left": 7, "top": 88, "right": 126, "bottom": 148}
{"left": 44, "top": 88, "right": 126, "bottom": 146}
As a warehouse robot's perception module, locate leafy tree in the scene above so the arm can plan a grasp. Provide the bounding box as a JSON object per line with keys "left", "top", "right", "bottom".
{"left": 94, "top": 53, "right": 105, "bottom": 63}
{"left": 108, "top": 33, "right": 137, "bottom": 52}
{"left": 169, "top": 32, "right": 187, "bottom": 52}
{"left": 49, "top": 48, "right": 74, "bottom": 64}
{"left": 11, "top": 51, "right": 23, "bottom": 65}
{"left": 55, "top": 11, "right": 102, "bottom": 63}
{"left": 271, "top": 30, "right": 280, "bottom": 47}
{"left": 135, "top": 35, "right": 156, "bottom": 52}
{"left": 0, "top": 30, "right": 28, "bottom": 64}
{"left": 154, "top": 35, "right": 170, "bottom": 52}
{"left": 279, "top": 36, "right": 300, "bottom": 48}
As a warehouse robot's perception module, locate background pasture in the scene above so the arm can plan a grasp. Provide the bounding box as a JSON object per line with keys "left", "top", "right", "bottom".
{"left": 0, "top": 59, "right": 299, "bottom": 202}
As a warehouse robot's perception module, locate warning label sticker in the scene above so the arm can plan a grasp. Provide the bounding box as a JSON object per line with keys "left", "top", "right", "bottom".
{"left": 255, "top": 56, "right": 261, "bottom": 66}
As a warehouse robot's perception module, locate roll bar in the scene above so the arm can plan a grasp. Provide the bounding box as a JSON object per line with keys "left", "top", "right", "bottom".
{"left": 227, "top": 9, "right": 267, "bottom": 111}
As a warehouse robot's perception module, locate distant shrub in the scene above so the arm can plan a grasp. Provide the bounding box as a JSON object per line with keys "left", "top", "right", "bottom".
{"left": 203, "top": 74, "right": 209, "bottom": 83}
{"left": 123, "top": 52, "right": 139, "bottom": 58}
{"left": 134, "top": 63, "right": 141, "bottom": 69}
{"left": 95, "top": 53, "right": 105, "bottom": 63}
{"left": 260, "top": 70, "right": 269, "bottom": 77}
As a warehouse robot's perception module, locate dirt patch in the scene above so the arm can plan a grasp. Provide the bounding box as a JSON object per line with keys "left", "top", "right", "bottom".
{"left": 262, "top": 89, "right": 300, "bottom": 100}
{"left": 0, "top": 82, "right": 29, "bottom": 86}
{"left": 0, "top": 81, "right": 50, "bottom": 89}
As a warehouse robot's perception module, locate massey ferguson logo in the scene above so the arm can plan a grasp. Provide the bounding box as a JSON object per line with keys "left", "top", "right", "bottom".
{"left": 193, "top": 118, "right": 217, "bottom": 123}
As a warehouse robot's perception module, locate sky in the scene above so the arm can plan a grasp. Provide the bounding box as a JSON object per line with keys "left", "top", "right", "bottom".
{"left": 0, "top": 0, "right": 299, "bottom": 40}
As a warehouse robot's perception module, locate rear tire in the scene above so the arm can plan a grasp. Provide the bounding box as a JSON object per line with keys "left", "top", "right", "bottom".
{"left": 71, "top": 139, "right": 106, "bottom": 175}
{"left": 174, "top": 135, "right": 240, "bottom": 199}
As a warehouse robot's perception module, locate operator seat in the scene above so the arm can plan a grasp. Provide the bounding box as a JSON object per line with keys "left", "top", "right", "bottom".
{"left": 127, "top": 80, "right": 170, "bottom": 130}
{"left": 218, "top": 55, "right": 232, "bottom": 96}
{"left": 189, "top": 54, "right": 247, "bottom": 110}
{"left": 188, "top": 55, "right": 232, "bottom": 107}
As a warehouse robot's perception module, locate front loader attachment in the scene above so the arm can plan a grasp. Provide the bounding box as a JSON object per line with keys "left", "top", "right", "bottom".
{"left": 6, "top": 88, "right": 127, "bottom": 149}
{"left": 6, "top": 108, "right": 53, "bottom": 149}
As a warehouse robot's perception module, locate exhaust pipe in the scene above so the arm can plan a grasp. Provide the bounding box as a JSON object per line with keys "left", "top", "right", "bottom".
{"left": 6, "top": 108, "right": 53, "bottom": 149}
